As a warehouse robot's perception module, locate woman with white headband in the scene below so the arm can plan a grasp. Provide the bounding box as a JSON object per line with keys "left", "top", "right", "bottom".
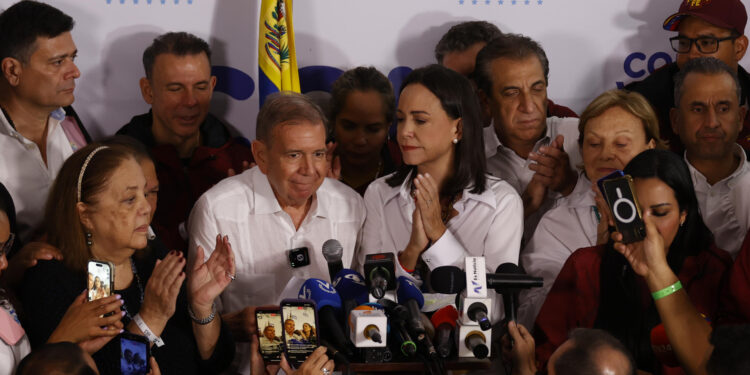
{"left": 19, "top": 143, "right": 236, "bottom": 374}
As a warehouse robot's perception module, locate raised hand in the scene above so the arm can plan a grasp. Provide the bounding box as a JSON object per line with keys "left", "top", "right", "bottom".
{"left": 501, "top": 321, "right": 537, "bottom": 375}
{"left": 4, "top": 241, "right": 63, "bottom": 287}
{"left": 227, "top": 160, "right": 255, "bottom": 177}
{"left": 612, "top": 209, "right": 669, "bottom": 279}
{"left": 139, "top": 251, "right": 185, "bottom": 332}
{"left": 188, "top": 234, "right": 235, "bottom": 314}
{"left": 325, "top": 141, "right": 341, "bottom": 180}
{"left": 48, "top": 291, "right": 124, "bottom": 354}
{"left": 528, "top": 135, "right": 577, "bottom": 196}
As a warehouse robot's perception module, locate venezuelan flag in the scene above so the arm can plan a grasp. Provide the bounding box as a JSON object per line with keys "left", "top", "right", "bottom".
{"left": 258, "top": 0, "right": 300, "bottom": 106}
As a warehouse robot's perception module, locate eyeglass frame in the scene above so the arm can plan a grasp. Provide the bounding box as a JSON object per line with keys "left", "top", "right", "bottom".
{"left": 669, "top": 35, "right": 737, "bottom": 54}
{"left": 1, "top": 232, "right": 14, "bottom": 257}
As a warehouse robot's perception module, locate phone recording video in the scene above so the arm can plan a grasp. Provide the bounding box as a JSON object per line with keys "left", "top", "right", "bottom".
{"left": 87, "top": 260, "right": 113, "bottom": 302}
{"left": 120, "top": 333, "right": 149, "bottom": 375}
{"left": 255, "top": 308, "right": 284, "bottom": 363}
{"left": 280, "top": 299, "right": 318, "bottom": 368}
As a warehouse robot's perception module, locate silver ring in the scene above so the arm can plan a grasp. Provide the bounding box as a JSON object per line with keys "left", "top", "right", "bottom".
{"left": 322, "top": 368, "right": 331, "bottom": 375}
{"left": 227, "top": 272, "right": 236, "bottom": 281}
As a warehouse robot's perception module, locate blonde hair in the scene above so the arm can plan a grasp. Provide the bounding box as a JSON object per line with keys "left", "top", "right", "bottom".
{"left": 578, "top": 89, "right": 666, "bottom": 150}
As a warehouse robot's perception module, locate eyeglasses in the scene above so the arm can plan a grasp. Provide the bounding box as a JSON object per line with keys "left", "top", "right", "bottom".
{"left": 0, "top": 232, "right": 14, "bottom": 257}
{"left": 669, "top": 35, "right": 736, "bottom": 54}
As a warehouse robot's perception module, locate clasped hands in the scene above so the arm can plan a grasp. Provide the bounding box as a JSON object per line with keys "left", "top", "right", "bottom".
{"left": 400, "top": 173, "right": 448, "bottom": 270}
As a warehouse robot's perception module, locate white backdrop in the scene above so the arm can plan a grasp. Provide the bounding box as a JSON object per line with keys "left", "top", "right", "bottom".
{"left": 3, "top": 0, "right": 749, "bottom": 140}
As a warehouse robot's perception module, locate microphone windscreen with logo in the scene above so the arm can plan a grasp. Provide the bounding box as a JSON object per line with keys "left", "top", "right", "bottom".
{"left": 298, "top": 278, "right": 342, "bottom": 311}
{"left": 396, "top": 276, "right": 424, "bottom": 308}
{"left": 332, "top": 269, "right": 369, "bottom": 305}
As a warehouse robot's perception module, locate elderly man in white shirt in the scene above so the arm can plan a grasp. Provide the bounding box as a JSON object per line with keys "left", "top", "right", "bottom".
{"left": 671, "top": 57, "right": 750, "bottom": 258}
{"left": 0, "top": 2, "right": 88, "bottom": 242}
{"left": 189, "top": 92, "right": 365, "bottom": 375}
{"left": 474, "top": 34, "right": 581, "bottom": 242}
{"left": 518, "top": 89, "right": 662, "bottom": 329}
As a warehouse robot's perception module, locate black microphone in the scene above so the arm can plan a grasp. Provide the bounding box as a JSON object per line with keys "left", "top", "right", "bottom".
{"left": 464, "top": 330, "right": 489, "bottom": 359}
{"left": 395, "top": 277, "right": 426, "bottom": 335}
{"left": 364, "top": 253, "right": 396, "bottom": 299}
{"left": 430, "top": 266, "right": 466, "bottom": 294}
{"left": 493, "top": 263, "right": 542, "bottom": 324}
{"left": 319, "top": 338, "right": 350, "bottom": 365}
{"left": 322, "top": 239, "right": 344, "bottom": 283}
{"left": 467, "top": 302, "right": 491, "bottom": 331}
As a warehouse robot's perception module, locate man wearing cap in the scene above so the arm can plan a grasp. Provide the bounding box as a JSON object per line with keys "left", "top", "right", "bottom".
{"left": 626, "top": 0, "right": 750, "bottom": 157}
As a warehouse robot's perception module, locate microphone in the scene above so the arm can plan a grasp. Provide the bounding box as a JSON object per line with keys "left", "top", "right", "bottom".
{"left": 431, "top": 306, "right": 458, "bottom": 358}
{"left": 319, "top": 338, "right": 350, "bottom": 365}
{"left": 348, "top": 306, "right": 387, "bottom": 347}
{"left": 364, "top": 253, "right": 396, "bottom": 299}
{"left": 462, "top": 329, "right": 489, "bottom": 359}
{"left": 298, "top": 278, "right": 354, "bottom": 357}
{"left": 493, "top": 263, "right": 542, "bottom": 324}
{"left": 333, "top": 268, "right": 369, "bottom": 329}
{"left": 395, "top": 276, "right": 426, "bottom": 335}
{"left": 430, "top": 266, "right": 466, "bottom": 294}
{"left": 322, "top": 239, "right": 344, "bottom": 283}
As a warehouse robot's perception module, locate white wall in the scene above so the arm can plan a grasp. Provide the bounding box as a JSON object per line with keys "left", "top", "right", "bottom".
{"left": 3, "top": 0, "right": 749, "bottom": 139}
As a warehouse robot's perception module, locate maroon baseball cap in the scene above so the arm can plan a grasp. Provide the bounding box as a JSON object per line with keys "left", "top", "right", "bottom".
{"left": 663, "top": 0, "right": 747, "bottom": 35}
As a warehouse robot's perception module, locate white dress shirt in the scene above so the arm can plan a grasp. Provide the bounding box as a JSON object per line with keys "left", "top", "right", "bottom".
{"left": 188, "top": 167, "right": 365, "bottom": 375}
{"left": 359, "top": 172, "right": 523, "bottom": 321}
{"left": 0, "top": 108, "right": 76, "bottom": 242}
{"left": 484, "top": 116, "right": 582, "bottom": 242}
{"left": 686, "top": 145, "right": 750, "bottom": 258}
{"left": 518, "top": 173, "right": 598, "bottom": 329}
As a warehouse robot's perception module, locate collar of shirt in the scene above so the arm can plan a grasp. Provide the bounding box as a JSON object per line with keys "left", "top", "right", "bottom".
{"left": 483, "top": 118, "right": 552, "bottom": 160}
{"left": 685, "top": 144, "right": 749, "bottom": 189}
{"left": 0, "top": 107, "right": 66, "bottom": 142}
{"left": 383, "top": 170, "right": 499, "bottom": 215}
{"left": 564, "top": 172, "right": 595, "bottom": 209}
{"left": 249, "top": 167, "right": 329, "bottom": 219}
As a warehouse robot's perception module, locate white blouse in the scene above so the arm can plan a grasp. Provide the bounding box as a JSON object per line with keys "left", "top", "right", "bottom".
{"left": 518, "top": 173, "right": 598, "bottom": 329}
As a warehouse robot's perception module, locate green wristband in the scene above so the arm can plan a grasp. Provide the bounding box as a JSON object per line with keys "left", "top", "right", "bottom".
{"left": 651, "top": 281, "right": 683, "bottom": 300}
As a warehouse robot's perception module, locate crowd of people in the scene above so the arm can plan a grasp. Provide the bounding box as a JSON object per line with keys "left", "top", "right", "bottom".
{"left": 1, "top": 0, "right": 750, "bottom": 374}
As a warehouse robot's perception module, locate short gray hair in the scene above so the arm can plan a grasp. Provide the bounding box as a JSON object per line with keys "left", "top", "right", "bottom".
{"left": 473, "top": 33, "right": 550, "bottom": 98}
{"left": 256, "top": 92, "right": 328, "bottom": 144}
{"left": 674, "top": 57, "right": 741, "bottom": 107}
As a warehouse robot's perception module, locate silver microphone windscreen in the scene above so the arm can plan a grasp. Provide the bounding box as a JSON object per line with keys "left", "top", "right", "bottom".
{"left": 322, "top": 239, "right": 343, "bottom": 262}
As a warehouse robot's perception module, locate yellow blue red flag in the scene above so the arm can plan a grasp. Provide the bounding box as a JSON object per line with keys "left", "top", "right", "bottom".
{"left": 258, "top": 0, "right": 300, "bottom": 106}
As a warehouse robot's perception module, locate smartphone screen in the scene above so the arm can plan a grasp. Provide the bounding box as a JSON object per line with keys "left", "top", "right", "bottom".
{"left": 120, "top": 333, "right": 149, "bottom": 375}
{"left": 602, "top": 175, "right": 646, "bottom": 244}
{"left": 281, "top": 300, "right": 318, "bottom": 368}
{"left": 87, "top": 260, "right": 113, "bottom": 302}
{"left": 255, "top": 309, "right": 284, "bottom": 363}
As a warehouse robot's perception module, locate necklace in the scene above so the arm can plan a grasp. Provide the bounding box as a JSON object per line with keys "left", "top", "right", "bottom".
{"left": 121, "top": 257, "right": 144, "bottom": 320}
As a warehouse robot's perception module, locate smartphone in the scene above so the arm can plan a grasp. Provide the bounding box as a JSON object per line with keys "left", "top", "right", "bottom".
{"left": 255, "top": 307, "right": 284, "bottom": 363}
{"left": 120, "top": 332, "right": 150, "bottom": 375}
{"left": 601, "top": 175, "right": 646, "bottom": 244}
{"left": 87, "top": 260, "right": 114, "bottom": 302}
{"left": 596, "top": 170, "right": 626, "bottom": 196}
{"left": 280, "top": 299, "right": 319, "bottom": 368}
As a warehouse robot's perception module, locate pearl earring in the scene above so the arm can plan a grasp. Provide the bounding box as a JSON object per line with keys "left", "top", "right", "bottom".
{"left": 86, "top": 232, "right": 92, "bottom": 247}
{"left": 452, "top": 138, "right": 458, "bottom": 144}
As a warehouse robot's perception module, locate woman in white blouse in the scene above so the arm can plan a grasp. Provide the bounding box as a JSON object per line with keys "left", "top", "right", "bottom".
{"left": 358, "top": 64, "right": 523, "bottom": 297}
{"left": 518, "top": 89, "right": 665, "bottom": 329}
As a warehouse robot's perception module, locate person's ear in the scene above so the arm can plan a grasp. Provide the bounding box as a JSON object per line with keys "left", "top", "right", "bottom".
{"left": 139, "top": 77, "right": 154, "bottom": 105}
{"left": 1, "top": 57, "right": 23, "bottom": 87}
{"left": 453, "top": 118, "right": 463, "bottom": 142}
{"left": 679, "top": 210, "right": 687, "bottom": 228}
{"left": 734, "top": 35, "right": 748, "bottom": 61}
{"left": 252, "top": 140, "right": 269, "bottom": 174}
{"left": 646, "top": 138, "right": 656, "bottom": 150}
{"left": 77, "top": 202, "right": 95, "bottom": 232}
{"left": 209, "top": 75, "right": 217, "bottom": 92}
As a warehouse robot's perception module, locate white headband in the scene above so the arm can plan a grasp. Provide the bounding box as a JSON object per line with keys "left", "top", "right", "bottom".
{"left": 76, "top": 146, "right": 109, "bottom": 202}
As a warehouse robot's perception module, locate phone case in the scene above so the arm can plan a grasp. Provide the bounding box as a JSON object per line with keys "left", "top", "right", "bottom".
{"left": 602, "top": 175, "right": 646, "bottom": 244}
{"left": 120, "top": 332, "right": 150, "bottom": 375}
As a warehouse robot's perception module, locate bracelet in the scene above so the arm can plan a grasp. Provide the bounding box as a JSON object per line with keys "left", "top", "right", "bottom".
{"left": 133, "top": 314, "right": 165, "bottom": 347}
{"left": 188, "top": 302, "right": 217, "bottom": 325}
{"left": 651, "top": 281, "right": 683, "bottom": 300}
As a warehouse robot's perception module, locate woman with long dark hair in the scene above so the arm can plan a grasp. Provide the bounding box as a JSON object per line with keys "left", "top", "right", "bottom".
{"left": 534, "top": 149, "right": 732, "bottom": 374}
{"left": 358, "top": 64, "right": 522, "bottom": 296}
